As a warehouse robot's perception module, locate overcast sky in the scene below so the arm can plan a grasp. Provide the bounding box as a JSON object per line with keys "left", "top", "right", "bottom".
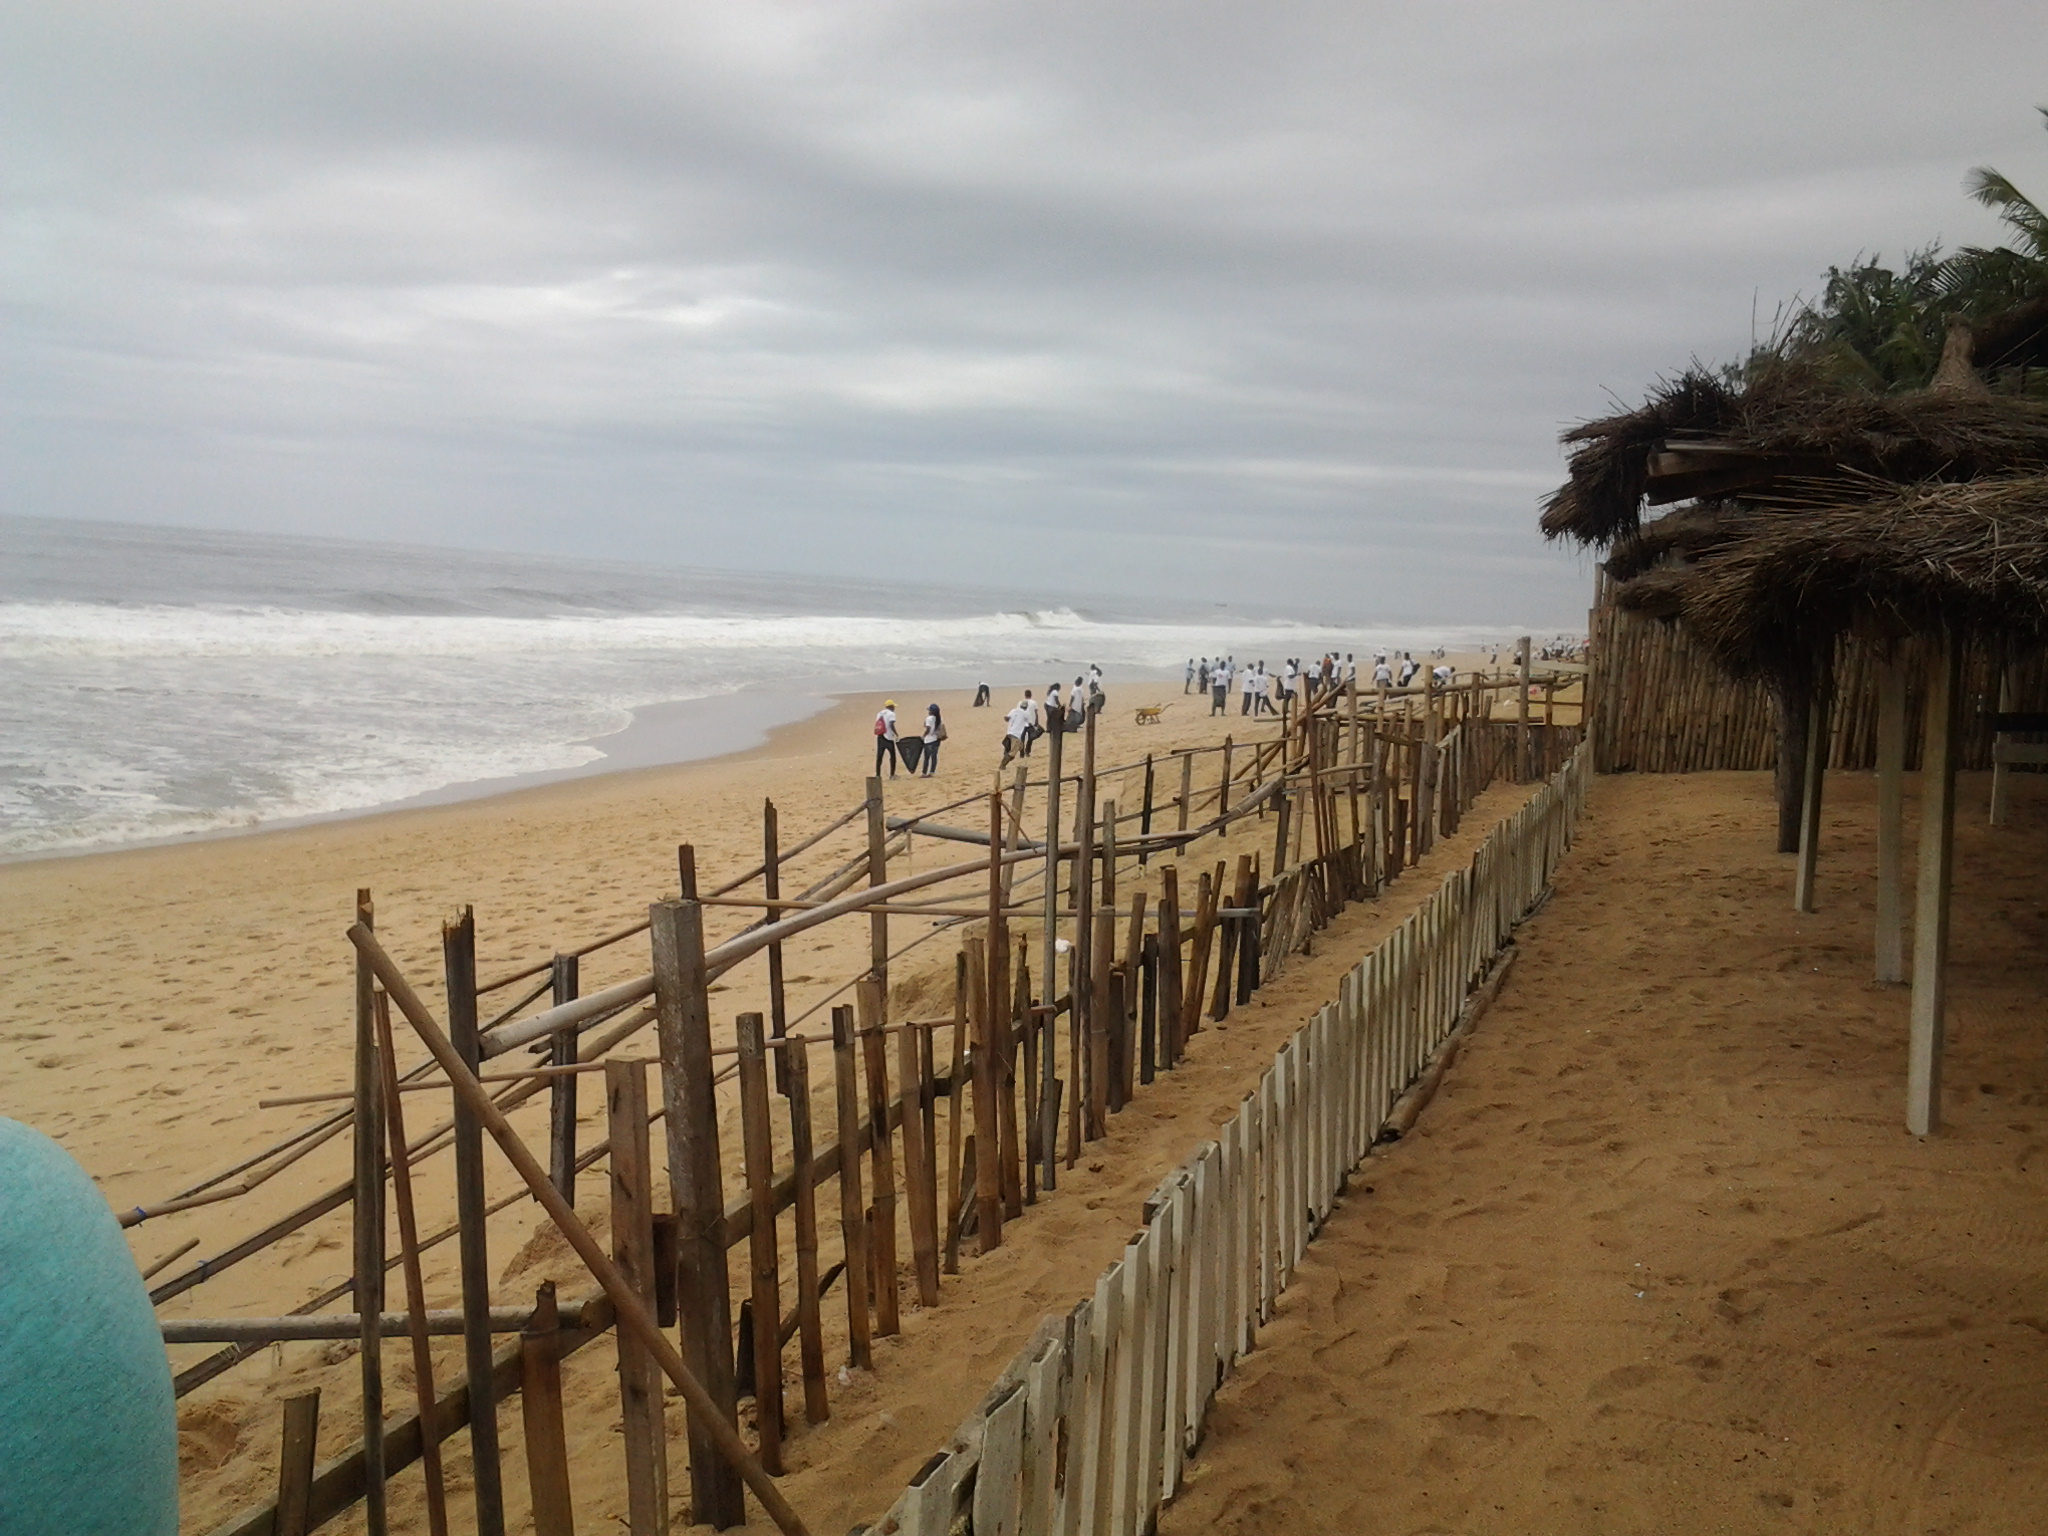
{"left": 3, "top": 3, "right": 2043, "bottom": 626}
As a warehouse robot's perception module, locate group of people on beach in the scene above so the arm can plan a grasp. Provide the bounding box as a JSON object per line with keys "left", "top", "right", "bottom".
{"left": 993, "top": 665, "right": 1105, "bottom": 767}
{"left": 870, "top": 699, "right": 947, "bottom": 778}
{"left": 869, "top": 663, "right": 1108, "bottom": 778}
{"left": 1190, "top": 654, "right": 1369, "bottom": 716}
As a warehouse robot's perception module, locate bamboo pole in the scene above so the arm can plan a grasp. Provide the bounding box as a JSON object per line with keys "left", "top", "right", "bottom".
{"left": 520, "top": 1283, "right": 576, "bottom": 1536}
{"left": 1907, "top": 634, "right": 1963, "bottom": 1137}
{"left": 443, "top": 906, "right": 504, "bottom": 1536}
{"left": 783, "top": 1039, "right": 829, "bottom": 1424}
{"left": 352, "top": 890, "right": 388, "bottom": 1536}
{"left": 275, "top": 1391, "right": 321, "bottom": 1536}
{"left": 897, "top": 1016, "right": 940, "bottom": 1307}
{"left": 548, "top": 953, "right": 580, "bottom": 1203}
{"left": 605, "top": 1059, "right": 668, "bottom": 1536}
{"left": 374, "top": 993, "right": 451, "bottom": 1536}
{"left": 765, "top": 800, "right": 790, "bottom": 1094}
{"left": 648, "top": 896, "right": 745, "bottom": 1530}
{"left": 735, "top": 1014, "right": 785, "bottom": 1474}
{"left": 830, "top": 1005, "right": 873, "bottom": 1367}
{"left": 857, "top": 981, "right": 901, "bottom": 1336}
{"left": 1041, "top": 716, "right": 1063, "bottom": 1195}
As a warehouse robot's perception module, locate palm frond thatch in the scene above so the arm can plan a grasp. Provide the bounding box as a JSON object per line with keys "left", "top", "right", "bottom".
{"left": 1676, "top": 477, "right": 2048, "bottom": 683}
{"left": 1546, "top": 365, "right": 2048, "bottom": 547}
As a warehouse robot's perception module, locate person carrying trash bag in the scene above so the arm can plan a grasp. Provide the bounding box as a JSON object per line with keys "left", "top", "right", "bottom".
{"left": 874, "top": 699, "right": 901, "bottom": 777}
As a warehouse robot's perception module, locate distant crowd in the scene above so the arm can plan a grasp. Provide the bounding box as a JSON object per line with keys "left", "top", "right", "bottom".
{"left": 867, "top": 638, "right": 1585, "bottom": 778}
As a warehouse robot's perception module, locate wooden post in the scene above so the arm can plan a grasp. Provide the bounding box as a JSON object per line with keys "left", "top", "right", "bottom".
{"left": 649, "top": 897, "right": 745, "bottom": 1530}
{"left": 1140, "top": 753, "right": 1155, "bottom": 865}
{"left": 783, "top": 1039, "right": 830, "bottom": 1423}
{"left": 606, "top": 1060, "right": 669, "bottom": 1536}
{"left": 1158, "top": 867, "right": 1183, "bottom": 1070}
{"left": 1794, "top": 690, "right": 1830, "bottom": 913}
{"left": 276, "top": 1391, "right": 322, "bottom": 1536}
{"left": 1177, "top": 751, "right": 1193, "bottom": 835}
{"left": 968, "top": 934, "right": 1005, "bottom": 1252}
{"left": 352, "top": 889, "right": 388, "bottom": 1536}
{"left": 765, "top": 799, "right": 790, "bottom": 1094}
{"left": 444, "top": 906, "right": 504, "bottom": 1536}
{"left": 549, "top": 952, "right": 580, "bottom": 1202}
{"left": 1101, "top": 797, "right": 1118, "bottom": 911}
{"left": 1876, "top": 651, "right": 1908, "bottom": 985}
{"left": 987, "top": 793, "right": 1021, "bottom": 1220}
{"left": 375, "top": 991, "right": 451, "bottom": 1536}
{"left": 1089, "top": 910, "right": 1115, "bottom": 1136}
{"left": 944, "top": 959, "right": 967, "bottom": 1274}
{"left": 898, "top": 1018, "right": 941, "bottom": 1306}
{"left": 1991, "top": 664, "right": 2016, "bottom": 826}
{"left": 1139, "top": 932, "right": 1159, "bottom": 1087}
{"left": 735, "top": 1014, "right": 785, "bottom": 1473}
{"left": 1908, "top": 634, "right": 1962, "bottom": 1137}
{"left": 521, "top": 1283, "right": 576, "bottom": 1536}
{"left": 1220, "top": 736, "right": 1233, "bottom": 816}
{"left": 1072, "top": 709, "right": 1097, "bottom": 1166}
{"left": 1516, "top": 636, "right": 1532, "bottom": 782}
{"left": 857, "top": 981, "right": 901, "bottom": 1335}
{"left": 866, "top": 778, "right": 890, "bottom": 1003}
{"left": 1040, "top": 717, "right": 1063, "bottom": 1195}
{"left": 830, "top": 1005, "right": 873, "bottom": 1366}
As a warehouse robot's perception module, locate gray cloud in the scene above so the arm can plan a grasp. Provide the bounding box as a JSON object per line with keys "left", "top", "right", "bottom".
{"left": 4, "top": 1, "right": 2043, "bottom": 625}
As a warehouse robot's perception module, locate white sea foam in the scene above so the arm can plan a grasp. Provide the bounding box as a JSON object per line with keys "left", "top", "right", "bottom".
{"left": 0, "top": 520, "right": 1532, "bottom": 858}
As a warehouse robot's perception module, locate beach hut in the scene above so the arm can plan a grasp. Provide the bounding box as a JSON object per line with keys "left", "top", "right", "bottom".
{"left": 1546, "top": 354, "right": 2048, "bottom": 1134}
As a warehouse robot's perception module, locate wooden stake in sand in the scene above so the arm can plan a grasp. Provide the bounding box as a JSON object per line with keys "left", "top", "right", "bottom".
{"left": 1794, "top": 690, "right": 1830, "bottom": 914}
{"left": 549, "top": 953, "right": 580, "bottom": 1203}
{"left": 831, "top": 1005, "right": 873, "bottom": 1366}
{"left": 520, "top": 1283, "right": 576, "bottom": 1536}
{"left": 1908, "top": 633, "right": 1963, "bottom": 1137}
{"left": 1875, "top": 651, "right": 1908, "bottom": 985}
{"left": 443, "top": 906, "right": 505, "bottom": 1536}
{"left": 352, "top": 890, "right": 388, "bottom": 1536}
{"left": 605, "top": 1059, "right": 669, "bottom": 1536}
{"left": 735, "top": 1014, "right": 786, "bottom": 1475}
{"left": 275, "top": 1390, "right": 321, "bottom": 1536}
{"left": 346, "top": 922, "right": 813, "bottom": 1536}
{"left": 375, "top": 991, "right": 451, "bottom": 1536}
{"left": 649, "top": 897, "right": 745, "bottom": 1531}
{"left": 782, "top": 1038, "right": 830, "bottom": 1424}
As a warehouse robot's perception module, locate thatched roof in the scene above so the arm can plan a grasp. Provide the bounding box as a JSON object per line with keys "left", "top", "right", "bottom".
{"left": 1667, "top": 477, "right": 2048, "bottom": 682}
{"left": 1544, "top": 364, "right": 2048, "bottom": 546}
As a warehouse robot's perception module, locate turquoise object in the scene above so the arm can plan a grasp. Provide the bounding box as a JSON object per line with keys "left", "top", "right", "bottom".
{"left": 0, "top": 1116, "right": 178, "bottom": 1536}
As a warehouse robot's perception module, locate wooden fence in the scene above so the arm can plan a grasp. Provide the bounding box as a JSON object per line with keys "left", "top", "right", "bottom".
{"left": 1589, "top": 596, "right": 2048, "bottom": 775}
{"left": 135, "top": 662, "right": 1580, "bottom": 1536}
{"left": 860, "top": 741, "right": 1591, "bottom": 1536}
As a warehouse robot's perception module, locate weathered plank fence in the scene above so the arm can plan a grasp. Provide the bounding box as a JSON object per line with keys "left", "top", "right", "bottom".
{"left": 859, "top": 742, "right": 1591, "bottom": 1536}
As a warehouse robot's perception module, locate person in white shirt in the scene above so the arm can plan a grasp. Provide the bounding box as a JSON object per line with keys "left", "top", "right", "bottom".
{"left": 873, "top": 700, "right": 900, "bottom": 777}
{"left": 1345, "top": 653, "right": 1358, "bottom": 687}
{"left": 1210, "top": 659, "right": 1231, "bottom": 715}
{"left": 921, "top": 704, "right": 946, "bottom": 776}
{"left": 1398, "top": 655, "right": 1420, "bottom": 688}
{"left": 1432, "top": 663, "right": 1454, "bottom": 686}
{"left": 1045, "top": 680, "right": 1064, "bottom": 728}
{"left": 1281, "top": 659, "right": 1299, "bottom": 706}
{"left": 1240, "top": 660, "right": 1259, "bottom": 715}
{"left": 1184, "top": 658, "right": 1196, "bottom": 694}
{"left": 1001, "top": 691, "right": 1038, "bottom": 767}
{"left": 1374, "top": 659, "right": 1394, "bottom": 688}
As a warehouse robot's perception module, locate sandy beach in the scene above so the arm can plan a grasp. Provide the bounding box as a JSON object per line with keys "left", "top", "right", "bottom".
{"left": 1159, "top": 768, "right": 2048, "bottom": 1535}
{"left": 2, "top": 665, "right": 1540, "bottom": 1533}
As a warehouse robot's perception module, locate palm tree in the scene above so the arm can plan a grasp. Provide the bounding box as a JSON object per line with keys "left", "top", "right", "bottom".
{"left": 1938, "top": 107, "right": 2048, "bottom": 317}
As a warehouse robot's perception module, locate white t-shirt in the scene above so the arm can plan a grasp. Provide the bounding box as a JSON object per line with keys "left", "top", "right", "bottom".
{"left": 923, "top": 713, "right": 942, "bottom": 743}
{"left": 1241, "top": 668, "right": 1258, "bottom": 694}
{"left": 876, "top": 706, "right": 897, "bottom": 740}
{"left": 1374, "top": 663, "right": 1393, "bottom": 686}
{"left": 1213, "top": 665, "right": 1231, "bottom": 691}
{"left": 1005, "top": 701, "right": 1035, "bottom": 738}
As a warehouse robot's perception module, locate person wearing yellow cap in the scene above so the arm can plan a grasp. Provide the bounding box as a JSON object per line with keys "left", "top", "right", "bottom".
{"left": 873, "top": 699, "right": 900, "bottom": 777}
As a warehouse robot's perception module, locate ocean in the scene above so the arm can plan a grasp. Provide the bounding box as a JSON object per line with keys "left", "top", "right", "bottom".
{"left": 0, "top": 516, "right": 1503, "bottom": 858}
